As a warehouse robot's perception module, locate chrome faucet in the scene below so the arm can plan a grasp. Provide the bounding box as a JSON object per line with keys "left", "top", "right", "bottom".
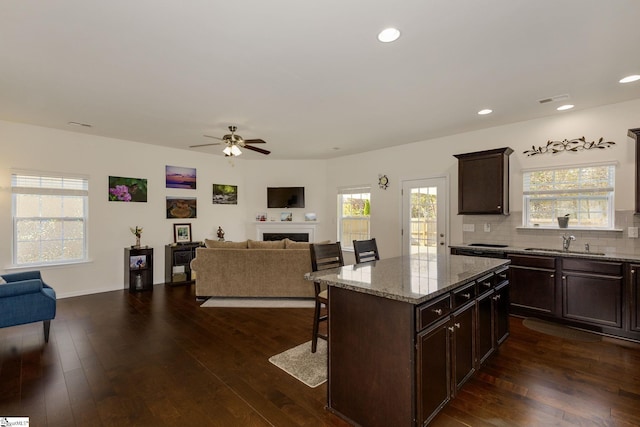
{"left": 562, "top": 234, "right": 576, "bottom": 251}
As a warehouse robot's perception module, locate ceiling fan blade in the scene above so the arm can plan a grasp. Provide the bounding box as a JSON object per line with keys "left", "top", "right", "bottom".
{"left": 203, "top": 134, "right": 225, "bottom": 141}
{"left": 244, "top": 138, "right": 266, "bottom": 144}
{"left": 189, "top": 142, "right": 222, "bottom": 148}
{"left": 244, "top": 145, "right": 271, "bottom": 155}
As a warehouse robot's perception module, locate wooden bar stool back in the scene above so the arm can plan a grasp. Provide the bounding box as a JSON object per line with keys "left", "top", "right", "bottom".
{"left": 309, "top": 242, "right": 344, "bottom": 353}
{"left": 353, "top": 238, "right": 380, "bottom": 264}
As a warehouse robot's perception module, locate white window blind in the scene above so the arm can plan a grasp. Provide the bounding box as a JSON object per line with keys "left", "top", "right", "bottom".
{"left": 12, "top": 172, "right": 89, "bottom": 266}
{"left": 522, "top": 164, "right": 615, "bottom": 228}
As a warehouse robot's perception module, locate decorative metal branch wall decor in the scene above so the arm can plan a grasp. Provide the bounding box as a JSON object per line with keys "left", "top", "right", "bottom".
{"left": 523, "top": 137, "right": 615, "bottom": 156}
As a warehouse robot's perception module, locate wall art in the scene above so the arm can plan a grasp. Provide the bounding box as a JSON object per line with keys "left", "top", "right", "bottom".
{"left": 166, "top": 197, "right": 197, "bottom": 219}
{"left": 212, "top": 184, "right": 238, "bottom": 205}
{"left": 108, "top": 176, "right": 148, "bottom": 202}
{"left": 166, "top": 165, "right": 196, "bottom": 189}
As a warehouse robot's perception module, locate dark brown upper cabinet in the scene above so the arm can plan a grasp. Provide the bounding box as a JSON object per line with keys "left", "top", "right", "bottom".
{"left": 454, "top": 147, "right": 513, "bottom": 215}
{"left": 629, "top": 128, "right": 640, "bottom": 214}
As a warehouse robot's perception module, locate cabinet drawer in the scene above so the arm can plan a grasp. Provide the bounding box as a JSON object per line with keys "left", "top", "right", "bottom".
{"left": 416, "top": 294, "right": 451, "bottom": 332}
{"left": 562, "top": 258, "right": 623, "bottom": 276}
{"left": 477, "top": 273, "right": 495, "bottom": 294}
{"left": 453, "top": 282, "right": 476, "bottom": 308}
{"left": 508, "top": 254, "right": 555, "bottom": 269}
{"left": 495, "top": 267, "right": 509, "bottom": 284}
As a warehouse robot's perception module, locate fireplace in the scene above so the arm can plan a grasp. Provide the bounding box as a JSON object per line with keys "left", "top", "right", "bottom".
{"left": 263, "top": 232, "right": 309, "bottom": 242}
{"left": 255, "top": 222, "right": 317, "bottom": 242}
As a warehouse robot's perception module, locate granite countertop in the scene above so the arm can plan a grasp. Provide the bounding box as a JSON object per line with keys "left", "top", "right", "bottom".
{"left": 304, "top": 253, "right": 510, "bottom": 305}
{"left": 449, "top": 244, "right": 640, "bottom": 263}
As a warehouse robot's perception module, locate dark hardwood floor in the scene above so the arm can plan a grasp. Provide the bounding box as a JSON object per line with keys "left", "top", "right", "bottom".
{"left": 1, "top": 284, "right": 639, "bottom": 426}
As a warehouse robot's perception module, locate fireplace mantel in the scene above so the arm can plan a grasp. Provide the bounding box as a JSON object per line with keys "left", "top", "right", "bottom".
{"left": 254, "top": 222, "right": 318, "bottom": 242}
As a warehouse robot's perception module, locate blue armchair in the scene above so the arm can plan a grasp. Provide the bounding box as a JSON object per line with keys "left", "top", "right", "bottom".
{"left": 0, "top": 271, "right": 57, "bottom": 342}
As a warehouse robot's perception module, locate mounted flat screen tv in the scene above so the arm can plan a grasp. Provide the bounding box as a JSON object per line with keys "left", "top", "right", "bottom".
{"left": 267, "top": 187, "right": 305, "bottom": 208}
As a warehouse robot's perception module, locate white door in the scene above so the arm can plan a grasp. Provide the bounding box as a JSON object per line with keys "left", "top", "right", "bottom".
{"left": 401, "top": 177, "right": 447, "bottom": 258}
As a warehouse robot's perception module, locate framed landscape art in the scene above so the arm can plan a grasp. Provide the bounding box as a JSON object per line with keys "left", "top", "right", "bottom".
{"left": 166, "top": 165, "right": 196, "bottom": 189}
{"left": 212, "top": 184, "right": 238, "bottom": 205}
{"left": 166, "top": 197, "right": 197, "bottom": 218}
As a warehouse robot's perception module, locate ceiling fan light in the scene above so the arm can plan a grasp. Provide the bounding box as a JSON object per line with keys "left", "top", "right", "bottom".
{"left": 223, "top": 146, "right": 232, "bottom": 156}
{"left": 230, "top": 145, "right": 242, "bottom": 156}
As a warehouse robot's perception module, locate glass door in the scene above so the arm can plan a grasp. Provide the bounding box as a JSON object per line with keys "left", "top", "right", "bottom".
{"left": 402, "top": 177, "right": 447, "bottom": 258}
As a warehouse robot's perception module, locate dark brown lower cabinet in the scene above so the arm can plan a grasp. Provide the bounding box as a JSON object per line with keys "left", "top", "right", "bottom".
{"left": 417, "top": 317, "right": 451, "bottom": 426}
{"left": 631, "top": 264, "right": 640, "bottom": 332}
{"left": 508, "top": 254, "right": 556, "bottom": 316}
{"left": 562, "top": 259, "right": 623, "bottom": 328}
{"left": 329, "top": 267, "right": 508, "bottom": 427}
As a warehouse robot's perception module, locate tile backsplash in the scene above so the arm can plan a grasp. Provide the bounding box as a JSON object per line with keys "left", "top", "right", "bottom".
{"left": 461, "top": 210, "right": 640, "bottom": 255}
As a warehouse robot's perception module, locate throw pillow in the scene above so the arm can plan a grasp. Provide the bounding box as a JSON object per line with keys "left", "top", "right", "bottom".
{"left": 204, "top": 239, "right": 248, "bottom": 249}
{"left": 247, "top": 239, "right": 286, "bottom": 249}
{"left": 0, "top": 276, "right": 6, "bottom": 284}
{"left": 284, "top": 238, "right": 311, "bottom": 249}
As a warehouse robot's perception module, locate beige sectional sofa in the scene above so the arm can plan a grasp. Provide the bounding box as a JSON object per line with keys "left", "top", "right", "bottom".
{"left": 190, "top": 238, "right": 316, "bottom": 299}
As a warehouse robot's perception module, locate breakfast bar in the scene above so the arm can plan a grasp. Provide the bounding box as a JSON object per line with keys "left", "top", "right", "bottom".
{"left": 306, "top": 253, "right": 510, "bottom": 427}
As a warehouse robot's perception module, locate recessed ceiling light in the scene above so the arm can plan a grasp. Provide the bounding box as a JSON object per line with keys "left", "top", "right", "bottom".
{"left": 377, "top": 28, "right": 400, "bottom": 43}
{"left": 557, "top": 104, "right": 574, "bottom": 111}
{"left": 619, "top": 75, "right": 640, "bottom": 83}
{"left": 477, "top": 109, "right": 493, "bottom": 115}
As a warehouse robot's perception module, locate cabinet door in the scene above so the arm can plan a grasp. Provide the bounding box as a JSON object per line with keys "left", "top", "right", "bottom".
{"left": 455, "top": 147, "right": 512, "bottom": 215}
{"left": 417, "top": 317, "right": 451, "bottom": 426}
{"left": 494, "top": 282, "right": 510, "bottom": 345}
{"left": 632, "top": 265, "right": 640, "bottom": 332}
{"left": 509, "top": 266, "right": 555, "bottom": 315}
{"left": 452, "top": 303, "right": 476, "bottom": 394}
{"left": 476, "top": 291, "right": 494, "bottom": 366}
{"left": 563, "top": 272, "right": 623, "bottom": 328}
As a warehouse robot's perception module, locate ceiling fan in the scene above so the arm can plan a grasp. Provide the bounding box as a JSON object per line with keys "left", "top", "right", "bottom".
{"left": 189, "top": 125, "right": 270, "bottom": 156}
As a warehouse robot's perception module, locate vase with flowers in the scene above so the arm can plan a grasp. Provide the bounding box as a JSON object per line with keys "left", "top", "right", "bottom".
{"left": 130, "top": 226, "right": 143, "bottom": 248}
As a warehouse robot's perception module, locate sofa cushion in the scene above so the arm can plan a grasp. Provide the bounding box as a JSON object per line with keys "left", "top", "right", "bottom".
{"left": 284, "top": 238, "right": 311, "bottom": 249}
{"left": 247, "top": 239, "right": 286, "bottom": 249}
{"left": 204, "top": 239, "right": 248, "bottom": 249}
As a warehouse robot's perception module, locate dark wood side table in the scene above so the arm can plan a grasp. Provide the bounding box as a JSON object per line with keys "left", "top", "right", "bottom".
{"left": 125, "top": 247, "right": 154, "bottom": 292}
{"left": 164, "top": 242, "right": 204, "bottom": 286}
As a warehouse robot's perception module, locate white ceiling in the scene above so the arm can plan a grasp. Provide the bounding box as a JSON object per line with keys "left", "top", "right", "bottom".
{"left": 1, "top": 1, "right": 640, "bottom": 160}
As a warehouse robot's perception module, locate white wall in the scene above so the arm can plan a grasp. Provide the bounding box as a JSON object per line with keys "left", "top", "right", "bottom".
{"left": 2, "top": 98, "right": 639, "bottom": 297}
{"left": 326, "top": 98, "right": 640, "bottom": 258}
{"left": 0, "top": 120, "right": 328, "bottom": 297}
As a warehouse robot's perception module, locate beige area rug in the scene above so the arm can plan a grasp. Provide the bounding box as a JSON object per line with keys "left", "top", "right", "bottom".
{"left": 523, "top": 318, "right": 602, "bottom": 342}
{"left": 200, "top": 298, "right": 315, "bottom": 308}
{"left": 269, "top": 340, "right": 327, "bottom": 388}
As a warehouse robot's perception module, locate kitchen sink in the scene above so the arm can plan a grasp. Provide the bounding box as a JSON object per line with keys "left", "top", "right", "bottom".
{"left": 524, "top": 247, "right": 606, "bottom": 256}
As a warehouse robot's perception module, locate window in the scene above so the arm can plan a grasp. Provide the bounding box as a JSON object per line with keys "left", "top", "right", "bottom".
{"left": 12, "top": 172, "right": 89, "bottom": 266}
{"left": 523, "top": 163, "right": 615, "bottom": 229}
{"left": 338, "top": 187, "right": 371, "bottom": 250}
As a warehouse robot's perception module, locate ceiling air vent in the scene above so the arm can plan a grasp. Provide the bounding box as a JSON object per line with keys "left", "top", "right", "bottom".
{"left": 538, "top": 94, "right": 570, "bottom": 104}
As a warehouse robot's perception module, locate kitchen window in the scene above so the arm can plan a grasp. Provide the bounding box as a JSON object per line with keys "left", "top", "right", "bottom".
{"left": 338, "top": 186, "right": 371, "bottom": 250}
{"left": 12, "top": 171, "right": 89, "bottom": 266}
{"left": 523, "top": 163, "right": 615, "bottom": 229}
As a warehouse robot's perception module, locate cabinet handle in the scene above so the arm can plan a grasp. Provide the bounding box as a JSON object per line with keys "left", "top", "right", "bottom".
{"left": 632, "top": 269, "right": 636, "bottom": 274}
{"left": 492, "top": 294, "right": 501, "bottom": 301}
{"left": 497, "top": 205, "right": 501, "bottom": 209}
{"left": 454, "top": 322, "right": 461, "bottom": 329}
{"left": 461, "top": 293, "right": 471, "bottom": 299}
{"left": 482, "top": 281, "right": 491, "bottom": 288}
{"left": 562, "top": 275, "right": 566, "bottom": 280}
{"left": 550, "top": 274, "right": 554, "bottom": 278}
{"left": 499, "top": 273, "right": 507, "bottom": 280}
{"left": 448, "top": 326, "right": 455, "bottom": 332}
{"left": 433, "top": 308, "right": 443, "bottom": 315}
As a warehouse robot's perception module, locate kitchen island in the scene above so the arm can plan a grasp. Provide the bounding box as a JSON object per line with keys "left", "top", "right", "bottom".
{"left": 305, "top": 253, "right": 510, "bottom": 427}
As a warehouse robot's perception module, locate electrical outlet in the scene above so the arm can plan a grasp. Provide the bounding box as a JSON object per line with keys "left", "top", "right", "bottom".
{"left": 628, "top": 227, "right": 639, "bottom": 238}
{"left": 463, "top": 224, "right": 475, "bottom": 232}
{"left": 484, "top": 223, "right": 491, "bottom": 232}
